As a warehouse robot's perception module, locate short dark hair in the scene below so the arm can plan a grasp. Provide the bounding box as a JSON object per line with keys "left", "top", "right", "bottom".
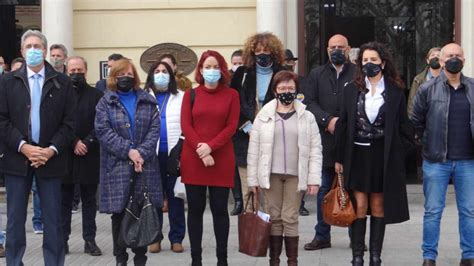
{"left": 158, "top": 54, "right": 177, "bottom": 65}
{"left": 49, "top": 44, "right": 68, "bottom": 57}
{"left": 144, "top": 61, "right": 178, "bottom": 95}
{"left": 231, "top": 49, "right": 243, "bottom": 59}
{"left": 271, "top": 70, "right": 300, "bottom": 94}
{"left": 108, "top": 53, "right": 124, "bottom": 61}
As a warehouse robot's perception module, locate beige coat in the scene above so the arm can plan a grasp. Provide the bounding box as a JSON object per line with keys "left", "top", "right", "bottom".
{"left": 247, "top": 99, "right": 322, "bottom": 191}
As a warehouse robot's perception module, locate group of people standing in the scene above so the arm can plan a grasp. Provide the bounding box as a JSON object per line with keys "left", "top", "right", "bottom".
{"left": 0, "top": 28, "right": 473, "bottom": 266}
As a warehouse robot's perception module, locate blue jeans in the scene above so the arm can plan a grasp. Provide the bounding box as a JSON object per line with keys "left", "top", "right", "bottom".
{"left": 422, "top": 159, "right": 474, "bottom": 260}
{"left": 315, "top": 167, "right": 334, "bottom": 241}
{"left": 157, "top": 152, "right": 186, "bottom": 244}
{"left": 5, "top": 170, "right": 64, "bottom": 266}
{"left": 32, "top": 177, "right": 42, "bottom": 226}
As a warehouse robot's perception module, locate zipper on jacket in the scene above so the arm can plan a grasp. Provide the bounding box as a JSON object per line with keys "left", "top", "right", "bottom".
{"left": 443, "top": 86, "right": 450, "bottom": 161}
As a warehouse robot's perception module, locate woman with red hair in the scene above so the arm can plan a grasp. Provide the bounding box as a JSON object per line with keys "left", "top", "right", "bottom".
{"left": 180, "top": 50, "right": 240, "bottom": 266}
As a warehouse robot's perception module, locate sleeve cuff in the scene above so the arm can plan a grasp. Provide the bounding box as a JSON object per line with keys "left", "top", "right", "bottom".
{"left": 49, "top": 145, "right": 59, "bottom": 155}
{"left": 18, "top": 140, "right": 26, "bottom": 152}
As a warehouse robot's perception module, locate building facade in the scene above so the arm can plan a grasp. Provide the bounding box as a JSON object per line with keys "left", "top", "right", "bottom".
{"left": 0, "top": 0, "right": 472, "bottom": 85}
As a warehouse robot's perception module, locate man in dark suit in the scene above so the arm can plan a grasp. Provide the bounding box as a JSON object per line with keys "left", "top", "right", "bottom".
{"left": 62, "top": 56, "right": 103, "bottom": 256}
{"left": 0, "top": 30, "right": 76, "bottom": 266}
{"left": 303, "top": 34, "right": 357, "bottom": 250}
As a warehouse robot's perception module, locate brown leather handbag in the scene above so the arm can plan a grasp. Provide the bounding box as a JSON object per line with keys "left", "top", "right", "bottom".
{"left": 238, "top": 191, "right": 272, "bottom": 257}
{"left": 322, "top": 173, "right": 357, "bottom": 227}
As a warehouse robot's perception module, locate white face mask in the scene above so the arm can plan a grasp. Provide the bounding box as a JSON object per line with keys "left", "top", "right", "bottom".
{"left": 154, "top": 72, "right": 170, "bottom": 91}
{"left": 231, "top": 64, "right": 241, "bottom": 72}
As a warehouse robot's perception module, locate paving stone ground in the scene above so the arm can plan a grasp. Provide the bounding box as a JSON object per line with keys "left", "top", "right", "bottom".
{"left": 0, "top": 184, "right": 463, "bottom": 265}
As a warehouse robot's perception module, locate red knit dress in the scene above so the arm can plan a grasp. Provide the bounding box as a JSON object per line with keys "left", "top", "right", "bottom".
{"left": 180, "top": 84, "right": 240, "bottom": 187}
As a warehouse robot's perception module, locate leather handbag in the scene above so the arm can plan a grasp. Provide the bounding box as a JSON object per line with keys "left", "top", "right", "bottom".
{"left": 118, "top": 172, "right": 161, "bottom": 248}
{"left": 167, "top": 89, "right": 195, "bottom": 176}
{"left": 238, "top": 192, "right": 272, "bottom": 257}
{"left": 322, "top": 172, "right": 357, "bottom": 227}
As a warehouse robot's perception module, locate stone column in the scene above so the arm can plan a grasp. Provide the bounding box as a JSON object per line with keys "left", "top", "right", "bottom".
{"left": 41, "top": 0, "right": 73, "bottom": 54}
{"left": 461, "top": 0, "right": 474, "bottom": 76}
{"left": 256, "top": 0, "right": 287, "bottom": 46}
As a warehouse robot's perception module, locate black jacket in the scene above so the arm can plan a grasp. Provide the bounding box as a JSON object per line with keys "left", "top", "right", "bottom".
{"left": 230, "top": 64, "right": 286, "bottom": 166}
{"left": 411, "top": 72, "right": 474, "bottom": 162}
{"left": 65, "top": 84, "right": 103, "bottom": 184}
{"left": 303, "top": 62, "right": 356, "bottom": 167}
{"left": 335, "top": 80, "right": 415, "bottom": 224}
{"left": 0, "top": 62, "right": 76, "bottom": 178}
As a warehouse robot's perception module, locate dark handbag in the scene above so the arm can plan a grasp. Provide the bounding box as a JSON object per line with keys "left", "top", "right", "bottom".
{"left": 238, "top": 192, "right": 272, "bottom": 257}
{"left": 118, "top": 172, "right": 161, "bottom": 248}
{"left": 322, "top": 173, "right": 357, "bottom": 227}
{"left": 167, "top": 89, "right": 196, "bottom": 176}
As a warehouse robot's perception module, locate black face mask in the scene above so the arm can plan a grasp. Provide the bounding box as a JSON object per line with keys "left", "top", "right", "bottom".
{"left": 444, "top": 57, "right": 463, "bottom": 74}
{"left": 116, "top": 76, "right": 134, "bottom": 92}
{"left": 255, "top": 54, "right": 273, "bottom": 67}
{"left": 428, "top": 58, "right": 441, "bottom": 70}
{"left": 362, "top": 62, "right": 383, "bottom": 78}
{"left": 276, "top": 92, "right": 297, "bottom": 106}
{"left": 330, "top": 49, "right": 346, "bottom": 65}
{"left": 70, "top": 73, "right": 87, "bottom": 90}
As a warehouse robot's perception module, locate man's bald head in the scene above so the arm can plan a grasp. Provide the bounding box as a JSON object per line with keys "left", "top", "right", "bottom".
{"left": 327, "top": 34, "right": 351, "bottom": 65}
{"left": 328, "top": 34, "right": 349, "bottom": 47}
{"left": 440, "top": 43, "right": 465, "bottom": 74}
{"left": 440, "top": 43, "right": 464, "bottom": 60}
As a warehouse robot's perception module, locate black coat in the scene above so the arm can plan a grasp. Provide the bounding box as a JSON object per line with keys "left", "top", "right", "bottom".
{"left": 230, "top": 64, "right": 286, "bottom": 166}
{"left": 303, "top": 62, "right": 356, "bottom": 167}
{"left": 334, "top": 80, "right": 415, "bottom": 224}
{"left": 65, "top": 84, "right": 103, "bottom": 184}
{"left": 0, "top": 62, "right": 76, "bottom": 178}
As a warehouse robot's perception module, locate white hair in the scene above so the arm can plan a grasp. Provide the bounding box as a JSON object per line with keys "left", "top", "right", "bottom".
{"left": 21, "top": 30, "right": 48, "bottom": 49}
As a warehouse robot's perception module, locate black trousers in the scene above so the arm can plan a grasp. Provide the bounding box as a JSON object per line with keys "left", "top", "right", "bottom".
{"left": 111, "top": 212, "right": 147, "bottom": 264}
{"left": 185, "top": 184, "right": 230, "bottom": 262}
{"left": 61, "top": 184, "right": 98, "bottom": 243}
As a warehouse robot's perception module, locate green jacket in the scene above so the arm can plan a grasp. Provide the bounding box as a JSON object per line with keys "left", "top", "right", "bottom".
{"left": 407, "top": 67, "right": 429, "bottom": 116}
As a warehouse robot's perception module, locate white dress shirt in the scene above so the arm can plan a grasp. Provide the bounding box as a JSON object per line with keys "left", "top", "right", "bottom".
{"left": 364, "top": 76, "right": 385, "bottom": 124}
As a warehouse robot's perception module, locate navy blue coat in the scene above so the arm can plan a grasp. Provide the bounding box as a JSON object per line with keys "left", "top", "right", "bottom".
{"left": 0, "top": 62, "right": 76, "bottom": 178}
{"left": 95, "top": 89, "right": 162, "bottom": 213}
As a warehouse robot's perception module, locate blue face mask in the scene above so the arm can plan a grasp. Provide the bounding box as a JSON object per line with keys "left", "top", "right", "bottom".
{"left": 202, "top": 69, "right": 221, "bottom": 84}
{"left": 154, "top": 72, "right": 170, "bottom": 89}
{"left": 26, "top": 48, "right": 44, "bottom": 67}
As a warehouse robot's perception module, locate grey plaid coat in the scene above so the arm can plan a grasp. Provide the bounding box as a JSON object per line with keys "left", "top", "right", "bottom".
{"left": 95, "top": 89, "right": 162, "bottom": 214}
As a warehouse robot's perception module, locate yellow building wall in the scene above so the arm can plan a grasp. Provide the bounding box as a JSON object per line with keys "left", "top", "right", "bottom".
{"left": 72, "top": 0, "right": 257, "bottom": 84}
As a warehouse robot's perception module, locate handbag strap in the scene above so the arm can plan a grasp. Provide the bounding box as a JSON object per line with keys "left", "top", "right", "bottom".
{"left": 128, "top": 171, "right": 138, "bottom": 201}
{"left": 243, "top": 191, "right": 259, "bottom": 213}
{"left": 179, "top": 89, "right": 196, "bottom": 139}
{"left": 337, "top": 173, "right": 349, "bottom": 209}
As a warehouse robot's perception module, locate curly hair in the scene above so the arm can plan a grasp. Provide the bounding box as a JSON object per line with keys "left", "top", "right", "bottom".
{"left": 242, "top": 32, "right": 285, "bottom": 67}
{"left": 354, "top": 42, "right": 404, "bottom": 90}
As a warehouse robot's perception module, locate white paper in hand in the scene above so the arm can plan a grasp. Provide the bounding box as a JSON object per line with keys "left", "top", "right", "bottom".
{"left": 174, "top": 176, "right": 186, "bottom": 200}
{"left": 257, "top": 210, "right": 270, "bottom": 223}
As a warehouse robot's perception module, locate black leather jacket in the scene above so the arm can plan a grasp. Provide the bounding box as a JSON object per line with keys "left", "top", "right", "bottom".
{"left": 410, "top": 71, "right": 474, "bottom": 162}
